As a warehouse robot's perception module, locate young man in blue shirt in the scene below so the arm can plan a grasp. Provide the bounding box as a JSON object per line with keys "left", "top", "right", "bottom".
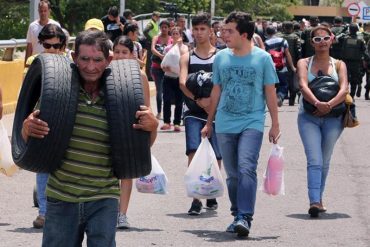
{"left": 202, "top": 11, "right": 281, "bottom": 237}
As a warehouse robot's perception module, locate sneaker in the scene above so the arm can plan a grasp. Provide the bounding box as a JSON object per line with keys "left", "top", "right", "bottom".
{"left": 117, "top": 214, "right": 130, "bottom": 229}
{"left": 33, "top": 215, "right": 45, "bottom": 229}
{"left": 174, "top": 125, "right": 181, "bottom": 132}
{"left": 160, "top": 123, "right": 171, "bottom": 130}
{"left": 226, "top": 218, "right": 237, "bottom": 233}
{"left": 277, "top": 96, "right": 283, "bottom": 107}
{"left": 234, "top": 218, "right": 250, "bottom": 237}
{"left": 188, "top": 200, "right": 203, "bottom": 215}
{"left": 206, "top": 198, "right": 218, "bottom": 210}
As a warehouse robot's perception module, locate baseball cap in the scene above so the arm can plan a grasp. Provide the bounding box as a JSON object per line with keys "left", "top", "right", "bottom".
{"left": 84, "top": 18, "right": 104, "bottom": 31}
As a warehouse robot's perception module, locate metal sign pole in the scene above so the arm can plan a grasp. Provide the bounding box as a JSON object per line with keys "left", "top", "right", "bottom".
{"left": 30, "top": 0, "right": 40, "bottom": 23}
{"left": 120, "top": 0, "right": 125, "bottom": 15}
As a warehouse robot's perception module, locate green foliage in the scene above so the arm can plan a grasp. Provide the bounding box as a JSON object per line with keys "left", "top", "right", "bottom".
{"left": 0, "top": 0, "right": 29, "bottom": 40}
{"left": 50, "top": 0, "right": 119, "bottom": 35}
{"left": 0, "top": 0, "right": 302, "bottom": 41}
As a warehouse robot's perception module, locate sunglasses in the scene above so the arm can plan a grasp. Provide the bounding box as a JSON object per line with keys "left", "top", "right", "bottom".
{"left": 312, "top": 36, "right": 331, "bottom": 43}
{"left": 42, "top": 42, "right": 62, "bottom": 49}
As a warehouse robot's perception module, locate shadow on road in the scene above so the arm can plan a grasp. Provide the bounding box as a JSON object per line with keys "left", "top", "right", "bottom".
{"left": 7, "top": 227, "right": 42, "bottom": 233}
{"left": 183, "top": 229, "right": 280, "bottom": 243}
{"left": 117, "top": 227, "right": 163, "bottom": 232}
{"left": 286, "top": 212, "right": 351, "bottom": 220}
{"left": 0, "top": 223, "right": 11, "bottom": 226}
{"left": 166, "top": 210, "right": 218, "bottom": 219}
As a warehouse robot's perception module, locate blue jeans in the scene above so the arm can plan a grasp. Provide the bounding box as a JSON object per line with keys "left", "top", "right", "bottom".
{"left": 298, "top": 111, "right": 343, "bottom": 204}
{"left": 42, "top": 198, "right": 118, "bottom": 247}
{"left": 36, "top": 173, "right": 49, "bottom": 216}
{"left": 184, "top": 117, "right": 222, "bottom": 160}
{"left": 217, "top": 129, "right": 263, "bottom": 222}
{"left": 151, "top": 66, "right": 164, "bottom": 114}
{"left": 276, "top": 71, "right": 288, "bottom": 100}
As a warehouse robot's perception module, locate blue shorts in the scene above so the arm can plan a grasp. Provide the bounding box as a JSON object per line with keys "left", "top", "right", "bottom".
{"left": 184, "top": 117, "right": 222, "bottom": 160}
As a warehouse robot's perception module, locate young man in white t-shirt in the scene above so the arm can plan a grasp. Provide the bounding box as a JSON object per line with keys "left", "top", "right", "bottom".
{"left": 25, "top": 0, "right": 60, "bottom": 67}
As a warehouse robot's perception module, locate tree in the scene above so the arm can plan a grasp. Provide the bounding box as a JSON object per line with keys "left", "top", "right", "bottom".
{"left": 0, "top": 0, "right": 29, "bottom": 40}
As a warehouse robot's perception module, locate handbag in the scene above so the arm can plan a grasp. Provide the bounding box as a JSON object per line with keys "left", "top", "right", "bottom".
{"left": 343, "top": 105, "right": 359, "bottom": 128}
{"left": 303, "top": 58, "right": 346, "bottom": 117}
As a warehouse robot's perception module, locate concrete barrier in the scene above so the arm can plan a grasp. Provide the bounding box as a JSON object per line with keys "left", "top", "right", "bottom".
{"left": 0, "top": 59, "right": 24, "bottom": 115}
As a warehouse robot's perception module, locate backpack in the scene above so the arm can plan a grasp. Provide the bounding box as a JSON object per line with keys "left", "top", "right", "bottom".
{"left": 267, "top": 40, "right": 286, "bottom": 71}
{"left": 342, "top": 36, "right": 363, "bottom": 61}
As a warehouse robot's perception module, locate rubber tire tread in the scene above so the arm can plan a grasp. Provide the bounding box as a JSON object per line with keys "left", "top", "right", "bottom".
{"left": 104, "top": 59, "right": 151, "bottom": 179}
{"left": 12, "top": 54, "right": 79, "bottom": 173}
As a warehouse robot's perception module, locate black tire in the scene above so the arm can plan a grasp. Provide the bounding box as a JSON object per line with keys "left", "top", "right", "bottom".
{"left": 33, "top": 185, "right": 39, "bottom": 208}
{"left": 12, "top": 54, "right": 79, "bottom": 173}
{"left": 104, "top": 59, "right": 151, "bottom": 179}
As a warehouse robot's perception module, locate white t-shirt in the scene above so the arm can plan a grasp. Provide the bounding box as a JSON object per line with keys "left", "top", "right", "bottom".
{"left": 26, "top": 19, "right": 60, "bottom": 55}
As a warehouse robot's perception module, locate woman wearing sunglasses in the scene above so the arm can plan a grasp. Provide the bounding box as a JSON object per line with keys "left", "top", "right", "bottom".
{"left": 24, "top": 23, "right": 66, "bottom": 229}
{"left": 25, "top": 23, "right": 67, "bottom": 70}
{"left": 296, "top": 26, "right": 348, "bottom": 218}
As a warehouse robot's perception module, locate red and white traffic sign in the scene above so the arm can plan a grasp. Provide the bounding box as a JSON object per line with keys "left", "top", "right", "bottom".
{"left": 347, "top": 2, "right": 361, "bottom": 16}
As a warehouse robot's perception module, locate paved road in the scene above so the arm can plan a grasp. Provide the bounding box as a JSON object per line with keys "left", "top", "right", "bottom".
{"left": 1, "top": 97, "right": 370, "bottom": 247}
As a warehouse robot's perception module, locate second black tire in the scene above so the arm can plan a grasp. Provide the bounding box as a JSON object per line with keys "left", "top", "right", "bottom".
{"left": 12, "top": 54, "right": 79, "bottom": 173}
{"left": 104, "top": 59, "right": 152, "bottom": 179}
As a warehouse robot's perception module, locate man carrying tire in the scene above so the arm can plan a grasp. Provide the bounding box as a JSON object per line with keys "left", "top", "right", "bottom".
{"left": 20, "top": 30, "right": 158, "bottom": 247}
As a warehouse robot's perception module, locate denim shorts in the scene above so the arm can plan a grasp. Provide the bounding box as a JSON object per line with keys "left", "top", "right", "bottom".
{"left": 184, "top": 116, "right": 222, "bottom": 160}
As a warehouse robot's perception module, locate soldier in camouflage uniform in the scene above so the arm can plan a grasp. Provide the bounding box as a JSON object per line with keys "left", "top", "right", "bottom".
{"left": 342, "top": 24, "right": 366, "bottom": 98}
{"left": 363, "top": 23, "right": 370, "bottom": 100}
{"left": 301, "top": 16, "right": 319, "bottom": 58}
{"left": 330, "top": 16, "right": 346, "bottom": 60}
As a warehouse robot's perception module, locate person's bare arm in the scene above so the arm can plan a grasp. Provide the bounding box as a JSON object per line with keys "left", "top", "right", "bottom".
{"left": 328, "top": 60, "right": 348, "bottom": 107}
{"left": 179, "top": 52, "right": 195, "bottom": 100}
{"left": 133, "top": 71, "right": 158, "bottom": 146}
{"left": 201, "top": 85, "right": 221, "bottom": 138}
{"left": 24, "top": 43, "right": 33, "bottom": 67}
{"left": 151, "top": 36, "right": 164, "bottom": 59}
{"left": 265, "top": 84, "right": 280, "bottom": 144}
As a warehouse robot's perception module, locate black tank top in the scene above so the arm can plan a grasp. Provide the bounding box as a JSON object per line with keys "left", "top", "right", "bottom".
{"left": 184, "top": 49, "right": 217, "bottom": 120}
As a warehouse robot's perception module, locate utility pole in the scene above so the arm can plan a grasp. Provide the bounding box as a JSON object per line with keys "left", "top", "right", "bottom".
{"left": 30, "top": 0, "right": 40, "bottom": 23}
{"left": 120, "top": 0, "right": 125, "bottom": 15}
{"left": 211, "top": 0, "right": 215, "bottom": 18}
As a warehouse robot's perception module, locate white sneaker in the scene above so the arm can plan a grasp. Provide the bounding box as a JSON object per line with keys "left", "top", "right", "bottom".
{"left": 117, "top": 214, "right": 130, "bottom": 229}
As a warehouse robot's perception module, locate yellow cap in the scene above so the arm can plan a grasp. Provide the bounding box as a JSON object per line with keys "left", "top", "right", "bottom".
{"left": 84, "top": 18, "right": 104, "bottom": 31}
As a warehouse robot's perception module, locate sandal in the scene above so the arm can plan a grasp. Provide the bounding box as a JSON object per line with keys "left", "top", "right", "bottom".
{"left": 319, "top": 201, "right": 327, "bottom": 213}
{"left": 160, "top": 123, "right": 171, "bottom": 130}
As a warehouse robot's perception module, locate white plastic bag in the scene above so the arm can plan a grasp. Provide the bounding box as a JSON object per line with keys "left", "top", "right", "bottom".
{"left": 184, "top": 138, "right": 224, "bottom": 199}
{"left": 136, "top": 155, "right": 168, "bottom": 194}
{"left": 161, "top": 44, "right": 180, "bottom": 76}
{"left": 261, "top": 144, "right": 285, "bottom": 196}
{"left": 0, "top": 121, "right": 18, "bottom": 176}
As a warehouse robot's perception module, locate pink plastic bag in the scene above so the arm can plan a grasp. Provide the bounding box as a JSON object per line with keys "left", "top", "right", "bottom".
{"left": 262, "top": 144, "right": 285, "bottom": 196}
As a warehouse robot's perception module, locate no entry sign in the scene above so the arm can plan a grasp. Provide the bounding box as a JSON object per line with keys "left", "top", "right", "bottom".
{"left": 347, "top": 2, "right": 361, "bottom": 16}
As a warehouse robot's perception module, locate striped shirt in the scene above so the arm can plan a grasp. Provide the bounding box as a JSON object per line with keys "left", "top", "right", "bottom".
{"left": 46, "top": 88, "right": 120, "bottom": 202}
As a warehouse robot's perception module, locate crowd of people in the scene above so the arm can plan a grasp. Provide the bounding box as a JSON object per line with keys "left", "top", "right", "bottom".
{"left": 0, "top": 0, "right": 366, "bottom": 244}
